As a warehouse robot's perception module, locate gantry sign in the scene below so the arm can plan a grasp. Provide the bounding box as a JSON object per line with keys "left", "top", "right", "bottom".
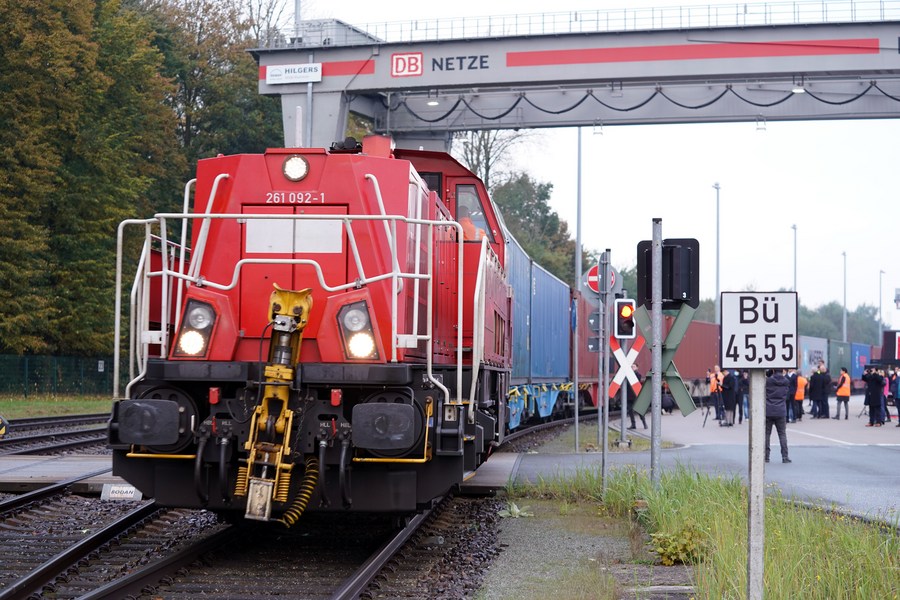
{"left": 252, "top": 16, "right": 900, "bottom": 150}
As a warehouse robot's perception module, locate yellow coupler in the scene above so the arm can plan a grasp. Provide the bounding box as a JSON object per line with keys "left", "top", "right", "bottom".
{"left": 235, "top": 286, "right": 313, "bottom": 522}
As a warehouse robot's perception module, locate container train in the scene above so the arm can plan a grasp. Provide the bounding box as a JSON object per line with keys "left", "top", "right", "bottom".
{"left": 105, "top": 134, "right": 882, "bottom": 525}
{"left": 107, "top": 136, "right": 597, "bottom": 525}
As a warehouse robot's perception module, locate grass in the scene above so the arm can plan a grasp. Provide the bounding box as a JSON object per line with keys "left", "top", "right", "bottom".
{"left": 508, "top": 465, "right": 900, "bottom": 599}
{"left": 0, "top": 394, "right": 112, "bottom": 419}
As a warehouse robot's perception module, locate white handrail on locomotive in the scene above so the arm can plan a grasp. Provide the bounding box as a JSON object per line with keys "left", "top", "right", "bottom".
{"left": 175, "top": 177, "right": 196, "bottom": 336}
{"left": 467, "top": 235, "right": 503, "bottom": 418}
{"left": 113, "top": 193, "right": 469, "bottom": 414}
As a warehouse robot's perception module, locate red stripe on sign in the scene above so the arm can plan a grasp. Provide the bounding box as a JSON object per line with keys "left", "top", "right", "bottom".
{"left": 322, "top": 59, "right": 375, "bottom": 76}
{"left": 258, "top": 60, "right": 375, "bottom": 80}
{"left": 507, "top": 38, "right": 880, "bottom": 67}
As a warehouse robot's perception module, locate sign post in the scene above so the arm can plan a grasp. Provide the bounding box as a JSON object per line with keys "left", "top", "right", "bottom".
{"left": 599, "top": 251, "right": 611, "bottom": 496}
{"left": 721, "top": 292, "right": 798, "bottom": 600}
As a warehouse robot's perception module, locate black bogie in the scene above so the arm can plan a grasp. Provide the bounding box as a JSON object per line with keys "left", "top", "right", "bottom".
{"left": 109, "top": 359, "right": 504, "bottom": 517}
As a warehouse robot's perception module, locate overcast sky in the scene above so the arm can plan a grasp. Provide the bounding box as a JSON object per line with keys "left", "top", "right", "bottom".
{"left": 300, "top": 0, "right": 900, "bottom": 329}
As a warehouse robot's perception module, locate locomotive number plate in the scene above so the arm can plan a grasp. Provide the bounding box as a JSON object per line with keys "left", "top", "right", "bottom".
{"left": 265, "top": 191, "right": 326, "bottom": 204}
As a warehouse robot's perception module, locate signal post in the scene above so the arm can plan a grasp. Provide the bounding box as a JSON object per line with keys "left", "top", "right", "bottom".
{"left": 721, "top": 292, "right": 798, "bottom": 600}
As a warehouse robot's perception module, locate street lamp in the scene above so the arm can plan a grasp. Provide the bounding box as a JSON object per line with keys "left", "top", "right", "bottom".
{"left": 713, "top": 182, "right": 720, "bottom": 324}
{"left": 879, "top": 269, "right": 885, "bottom": 336}
{"left": 791, "top": 224, "right": 797, "bottom": 292}
{"left": 842, "top": 251, "right": 847, "bottom": 342}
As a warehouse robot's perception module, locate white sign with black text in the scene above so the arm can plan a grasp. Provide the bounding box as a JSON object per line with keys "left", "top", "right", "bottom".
{"left": 266, "top": 63, "right": 323, "bottom": 85}
{"left": 720, "top": 292, "right": 798, "bottom": 370}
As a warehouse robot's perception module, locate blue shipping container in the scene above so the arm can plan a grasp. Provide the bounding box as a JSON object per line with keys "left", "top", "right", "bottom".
{"left": 529, "top": 264, "right": 571, "bottom": 382}
{"left": 851, "top": 343, "right": 870, "bottom": 379}
{"left": 506, "top": 235, "right": 532, "bottom": 383}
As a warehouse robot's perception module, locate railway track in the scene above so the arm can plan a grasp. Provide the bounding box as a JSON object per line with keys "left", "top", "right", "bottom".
{"left": 0, "top": 413, "right": 110, "bottom": 456}
{"left": 0, "top": 468, "right": 224, "bottom": 600}
{"left": 0, "top": 427, "right": 108, "bottom": 456}
{"left": 0, "top": 485, "right": 500, "bottom": 600}
{"left": 5, "top": 413, "right": 109, "bottom": 433}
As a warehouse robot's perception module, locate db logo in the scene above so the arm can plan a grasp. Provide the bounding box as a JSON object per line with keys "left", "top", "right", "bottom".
{"left": 391, "top": 53, "right": 423, "bottom": 77}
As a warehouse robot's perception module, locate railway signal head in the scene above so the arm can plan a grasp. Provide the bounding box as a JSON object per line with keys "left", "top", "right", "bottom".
{"left": 614, "top": 299, "right": 636, "bottom": 339}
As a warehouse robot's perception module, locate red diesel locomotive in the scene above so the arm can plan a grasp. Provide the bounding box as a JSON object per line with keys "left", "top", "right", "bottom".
{"left": 108, "top": 136, "right": 523, "bottom": 524}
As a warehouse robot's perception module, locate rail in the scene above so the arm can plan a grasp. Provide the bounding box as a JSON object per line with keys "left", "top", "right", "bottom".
{"left": 266, "top": 0, "right": 900, "bottom": 48}
{"left": 114, "top": 191, "right": 466, "bottom": 408}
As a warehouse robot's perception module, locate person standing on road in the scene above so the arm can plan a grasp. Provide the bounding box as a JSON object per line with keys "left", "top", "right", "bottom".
{"left": 737, "top": 370, "right": 750, "bottom": 424}
{"left": 721, "top": 367, "right": 736, "bottom": 427}
{"left": 765, "top": 368, "right": 791, "bottom": 463}
{"left": 707, "top": 366, "right": 724, "bottom": 421}
{"left": 627, "top": 365, "right": 647, "bottom": 430}
{"left": 891, "top": 367, "right": 900, "bottom": 427}
{"left": 862, "top": 367, "right": 885, "bottom": 427}
{"left": 792, "top": 370, "right": 807, "bottom": 422}
{"left": 833, "top": 367, "right": 851, "bottom": 420}
{"left": 809, "top": 364, "right": 831, "bottom": 419}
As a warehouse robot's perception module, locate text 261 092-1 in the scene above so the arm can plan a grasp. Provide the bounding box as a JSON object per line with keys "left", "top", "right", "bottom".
{"left": 265, "top": 191, "right": 325, "bottom": 204}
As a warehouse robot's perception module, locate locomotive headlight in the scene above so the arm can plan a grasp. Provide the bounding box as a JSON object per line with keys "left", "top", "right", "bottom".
{"left": 347, "top": 332, "right": 376, "bottom": 359}
{"left": 178, "top": 330, "right": 206, "bottom": 355}
{"left": 187, "top": 304, "right": 214, "bottom": 329}
{"left": 341, "top": 307, "right": 368, "bottom": 332}
{"left": 173, "top": 299, "right": 217, "bottom": 357}
{"left": 337, "top": 301, "right": 378, "bottom": 360}
{"left": 283, "top": 155, "right": 309, "bottom": 181}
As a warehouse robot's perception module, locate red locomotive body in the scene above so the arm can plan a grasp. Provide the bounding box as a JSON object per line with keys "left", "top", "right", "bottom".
{"left": 108, "top": 137, "right": 512, "bottom": 522}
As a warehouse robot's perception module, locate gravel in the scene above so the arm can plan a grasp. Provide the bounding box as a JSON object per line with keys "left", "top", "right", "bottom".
{"left": 475, "top": 499, "right": 694, "bottom": 600}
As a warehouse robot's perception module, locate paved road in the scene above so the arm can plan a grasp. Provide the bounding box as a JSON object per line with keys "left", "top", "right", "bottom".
{"left": 515, "top": 396, "right": 900, "bottom": 519}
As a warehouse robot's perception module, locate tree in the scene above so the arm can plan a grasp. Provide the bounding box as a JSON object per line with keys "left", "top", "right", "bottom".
{"left": 0, "top": 0, "right": 96, "bottom": 354}
{"left": 452, "top": 130, "right": 535, "bottom": 191}
{"left": 131, "top": 0, "right": 284, "bottom": 209}
{"left": 46, "top": 0, "right": 182, "bottom": 355}
{"left": 0, "top": 0, "right": 183, "bottom": 355}
{"left": 492, "top": 172, "right": 593, "bottom": 284}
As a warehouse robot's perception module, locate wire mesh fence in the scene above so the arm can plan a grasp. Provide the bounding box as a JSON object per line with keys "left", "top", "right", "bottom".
{"left": 0, "top": 355, "right": 115, "bottom": 397}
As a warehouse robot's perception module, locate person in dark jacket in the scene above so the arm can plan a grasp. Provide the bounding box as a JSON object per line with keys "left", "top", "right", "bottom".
{"left": 720, "top": 368, "right": 736, "bottom": 426}
{"left": 737, "top": 370, "right": 750, "bottom": 424}
{"left": 627, "top": 365, "right": 647, "bottom": 430}
{"left": 808, "top": 364, "right": 831, "bottom": 419}
{"left": 765, "top": 368, "right": 791, "bottom": 463}
{"left": 862, "top": 367, "right": 885, "bottom": 427}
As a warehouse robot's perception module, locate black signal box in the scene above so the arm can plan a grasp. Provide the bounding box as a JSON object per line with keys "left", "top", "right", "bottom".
{"left": 636, "top": 238, "right": 699, "bottom": 310}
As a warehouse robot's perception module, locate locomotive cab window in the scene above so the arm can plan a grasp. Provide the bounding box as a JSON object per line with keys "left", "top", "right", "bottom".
{"left": 456, "top": 184, "right": 493, "bottom": 243}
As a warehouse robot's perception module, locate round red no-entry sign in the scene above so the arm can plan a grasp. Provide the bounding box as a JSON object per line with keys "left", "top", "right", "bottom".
{"left": 586, "top": 264, "right": 616, "bottom": 294}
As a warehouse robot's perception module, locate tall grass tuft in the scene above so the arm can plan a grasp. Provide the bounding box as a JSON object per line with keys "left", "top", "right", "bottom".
{"left": 510, "top": 464, "right": 900, "bottom": 599}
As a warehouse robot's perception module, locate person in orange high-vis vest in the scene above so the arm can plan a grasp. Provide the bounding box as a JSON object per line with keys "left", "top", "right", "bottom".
{"left": 833, "top": 367, "right": 851, "bottom": 420}
{"left": 793, "top": 372, "right": 807, "bottom": 422}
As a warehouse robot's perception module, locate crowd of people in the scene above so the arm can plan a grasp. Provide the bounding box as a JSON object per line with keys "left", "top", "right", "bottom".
{"left": 696, "top": 362, "right": 900, "bottom": 463}
{"left": 619, "top": 362, "right": 899, "bottom": 463}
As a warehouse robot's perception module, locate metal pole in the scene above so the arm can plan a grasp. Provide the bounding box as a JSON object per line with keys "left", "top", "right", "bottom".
{"left": 842, "top": 251, "right": 847, "bottom": 342}
{"left": 792, "top": 224, "right": 797, "bottom": 292}
{"left": 713, "top": 183, "right": 721, "bottom": 324}
{"left": 650, "top": 219, "right": 663, "bottom": 487}
{"left": 600, "top": 251, "right": 611, "bottom": 495}
{"left": 880, "top": 270, "right": 885, "bottom": 335}
{"left": 747, "top": 369, "right": 766, "bottom": 600}
{"left": 619, "top": 353, "right": 629, "bottom": 446}
{"left": 574, "top": 127, "right": 582, "bottom": 452}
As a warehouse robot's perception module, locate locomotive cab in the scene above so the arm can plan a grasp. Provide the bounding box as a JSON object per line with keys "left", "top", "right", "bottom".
{"left": 108, "top": 136, "right": 512, "bottom": 524}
